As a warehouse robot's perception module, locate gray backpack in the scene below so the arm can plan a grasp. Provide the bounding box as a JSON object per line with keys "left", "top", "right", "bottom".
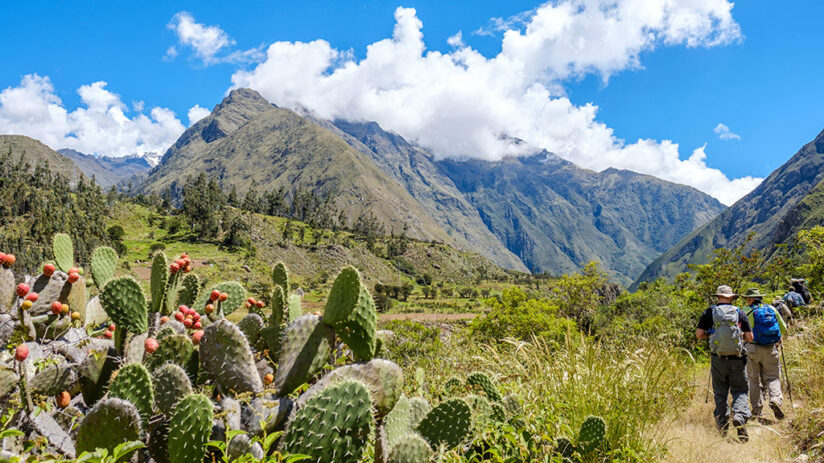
{"left": 709, "top": 304, "right": 744, "bottom": 357}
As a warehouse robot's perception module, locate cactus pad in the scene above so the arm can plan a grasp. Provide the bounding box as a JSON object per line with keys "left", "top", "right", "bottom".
{"left": 555, "top": 437, "right": 575, "bottom": 459}
{"left": 29, "top": 363, "right": 77, "bottom": 396}
{"left": 145, "top": 333, "right": 194, "bottom": 371}
{"left": 465, "top": 394, "right": 492, "bottom": 428}
{"left": 384, "top": 395, "right": 410, "bottom": 450}
{"left": 0, "top": 367, "right": 18, "bottom": 398}
{"left": 443, "top": 376, "right": 463, "bottom": 395}
{"left": 100, "top": 277, "right": 148, "bottom": 334}
{"left": 288, "top": 294, "right": 302, "bottom": 322}
{"left": 298, "top": 359, "right": 403, "bottom": 418}
{"left": 75, "top": 398, "right": 142, "bottom": 455}
{"left": 168, "top": 394, "right": 214, "bottom": 463}
{"left": 176, "top": 274, "right": 200, "bottom": 308}
{"left": 270, "top": 285, "right": 286, "bottom": 326}
{"left": 0, "top": 267, "right": 14, "bottom": 314}
{"left": 272, "top": 262, "right": 290, "bottom": 297}
{"left": 502, "top": 395, "right": 521, "bottom": 418}
{"left": 491, "top": 403, "right": 507, "bottom": 422}
{"left": 200, "top": 319, "right": 263, "bottom": 394}
{"left": 416, "top": 398, "right": 471, "bottom": 450}
{"left": 408, "top": 398, "right": 431, "bottom": 430}
{"left": 237, "top": 313, "right": 264, "bottom": 345}
{"left": 322, "top": 266, "right": 377, "bottom": 361}
{"left": 578, "top": 416, "right": 606, "bottom": 455}
{"left": 283, "top": 380, "right": 372, "bottom": 463}
{"left": 154, "top": 364, "right": 193, "bottom": 417}
{"left": 52, "top": 233, "right": 74, "bottom": 272}
{"left": 150, "top": 252, "right": 168, "bottom": 314}
{"left": 90, "top": 246, "right": 118, "bottom": 288}
{"left": 109, "top": 363, "right": 154, "bottom": 424}
{"left": 275, "top": 314, "right": 334, "bottom": 396}
{"left": 387, "top": 434, "right": 433, "bottom": 463}
{"left": 466, "top": 371, "right": 502, "bottom": 402}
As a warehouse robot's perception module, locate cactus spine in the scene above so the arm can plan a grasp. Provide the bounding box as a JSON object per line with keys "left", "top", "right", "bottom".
{"left": 100, "top": 276, "right": 148, "bottom": 334}
{"left": 199, "top": 319, "right": 263, "bottom": 394}
{"left": 466, "top": 371, "right": 502, "bottom": 402}
{"left": 153, "top": 363, "right": 193, "bottom": 417}
{"left": 108, "top": 363, "right": 154, "bottom": 424}
{"left": 416, "top": 398, "right": 472, "bottom": 450}
{"left": 168, "top": 394, "right": 214, "bottom": 463}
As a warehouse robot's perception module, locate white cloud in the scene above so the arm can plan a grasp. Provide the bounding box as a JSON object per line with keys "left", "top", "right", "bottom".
{"left": 0, "top": 74, "right": 185, "bottom": 157}
{"left": 447, "top": 31, "right": 464, "bottom": 48}
{"left": 167, "top": 12, "right": 263, "bottom": 65}
{"left": 231, "top": 1, "right": 756, "bottom": 204}
{"left": 187, "top": 105, "right": 211, "bottom": 126}
{"left": 714, "top": 122, "right": 740, "bottom": 140}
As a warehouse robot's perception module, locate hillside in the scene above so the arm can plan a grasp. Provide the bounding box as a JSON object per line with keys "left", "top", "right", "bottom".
{"left": 139, "top": 89, "right": 456, "bottom": 245}
{"left": 0, "top": 135, "right": 83, "bottom": 181}
{"left": 57, "top": 149, "right": 152, "bottom": 188}
{"left": 634, "top": 128, "right": 824, "bottom": 287}
{"left": 439, "top": 153, "right": 725, "bottom": 286}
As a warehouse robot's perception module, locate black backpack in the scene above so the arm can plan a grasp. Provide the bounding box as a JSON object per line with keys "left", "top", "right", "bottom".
{"left": 792, "top": 279, "right": 812, "bottom": 304}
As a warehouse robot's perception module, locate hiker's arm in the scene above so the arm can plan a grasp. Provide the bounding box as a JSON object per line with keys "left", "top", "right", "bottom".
{"left": 695, "top": 329, "right": 709, "bottom": 339}
{"left": 743, "top": 331, "right": 754, "bottom": 342}
{"left": 776, "top": 308, "right": 788, "bottom": 336}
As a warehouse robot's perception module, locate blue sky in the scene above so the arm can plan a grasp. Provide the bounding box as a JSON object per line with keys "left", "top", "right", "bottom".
{"left": 1, "top": 1, "right": 822, "bottom": 204}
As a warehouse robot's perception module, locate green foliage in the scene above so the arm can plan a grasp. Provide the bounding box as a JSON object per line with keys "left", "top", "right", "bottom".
{"left": 470, "top": 286, "right": 575, "bottom": 347}
{"left": 798, "top": 226, "right": 824, "bottom": 294}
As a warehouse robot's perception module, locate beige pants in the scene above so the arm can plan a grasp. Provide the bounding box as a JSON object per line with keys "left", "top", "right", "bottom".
{"left": 746, "top": 343, "right": 783, "bottom": 416}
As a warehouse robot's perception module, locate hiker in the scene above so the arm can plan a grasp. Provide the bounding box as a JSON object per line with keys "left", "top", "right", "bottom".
{"left": 742, "top": 288, "right": 788, "bottom": 422}
{"left": 772, "top": 298, "right": 793, "bottom": 325}
{"left": 783, "top": 285, "right": 805, "bottom": 310}
{"left": 696, "top": 285, "right": 753, "bottom": 442}
{"left": 790, "top": 278, "right": 812, "bottom": 304}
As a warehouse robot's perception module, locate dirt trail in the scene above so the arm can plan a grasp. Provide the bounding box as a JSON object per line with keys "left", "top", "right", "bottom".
{"left": 664, "top": 366, "right": 799, "bottom": 462}
{"left": 378, "top": 312, "right": 478, "bottom": 321}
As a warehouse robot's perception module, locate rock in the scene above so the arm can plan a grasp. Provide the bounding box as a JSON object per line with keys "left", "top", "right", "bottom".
{"left": 29, "top": 410, "right": 75, "bottom": 458}
{"left": 241, "top": 396, "right": 292, "bottom": 436}
{"left": 0, "top": 314, "right": 14, "bottom": 346}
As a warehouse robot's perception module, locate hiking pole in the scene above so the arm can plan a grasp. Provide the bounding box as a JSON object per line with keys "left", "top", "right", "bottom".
{"left": 705, "top": 368, "right": 711, "bottom": 404}
{"left": 780, "top": 343, "right": 794, "bottom": 407}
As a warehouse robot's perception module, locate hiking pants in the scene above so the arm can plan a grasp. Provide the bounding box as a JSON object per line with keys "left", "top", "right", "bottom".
{"left": 711, "top": 355, "right": 751, "bottom": 428}
{"left": 745, "top": 343, "right": 783, "bottom": 416}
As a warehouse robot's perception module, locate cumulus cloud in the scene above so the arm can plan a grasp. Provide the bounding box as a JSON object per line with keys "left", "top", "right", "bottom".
{"left": 0, "top": 74, "right": 185, "bottom": 157}
{"left": 231, "top": 1, "right": 755, "bottom": 204}
{"left": 714, "top": 122, "right": 740, "bottom": 141}
{"left": 187, "top": 105, "right": 211, "bottom": 126}
{"left": 167, "top": 12, "right": 264, "bottom": 65}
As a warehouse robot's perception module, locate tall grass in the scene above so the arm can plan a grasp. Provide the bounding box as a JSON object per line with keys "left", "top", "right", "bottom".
{"left": 789, "top": 318, "right": 824, "bottom": 459}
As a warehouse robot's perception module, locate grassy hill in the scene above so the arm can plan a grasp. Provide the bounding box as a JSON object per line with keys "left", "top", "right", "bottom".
{"left": 0, "top": 135, "right": 84, "bottom": 181}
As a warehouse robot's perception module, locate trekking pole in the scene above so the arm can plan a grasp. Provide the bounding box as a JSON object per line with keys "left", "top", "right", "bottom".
{"left": 780, "top": 343, "right": 794, "bottom": 407}
{"left": 704, "top": 368, "right": 711, "bottom": 404}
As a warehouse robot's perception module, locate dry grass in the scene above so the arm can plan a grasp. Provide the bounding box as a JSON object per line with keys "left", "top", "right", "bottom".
{"left": 664, "top": 368, "right": 796, "bottom": 462}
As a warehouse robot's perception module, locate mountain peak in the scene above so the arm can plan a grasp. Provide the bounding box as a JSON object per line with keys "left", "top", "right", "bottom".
{"left": 214, "top": 88, "right": 273, "bottom": 114}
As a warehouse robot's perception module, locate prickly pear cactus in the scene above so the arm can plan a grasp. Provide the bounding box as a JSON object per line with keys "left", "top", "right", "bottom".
{"left": 100, "top": 277, "right": 148, "bottom": 334}
{"left": 284, "top": 380, "right": 372, "bottom": 463}
{"left": 322, "top": 266, "right": 377, "bottom": 361}
{"left": 491, "top": 402, "right": 507, "bottom": 423}
{"left": 465, "top": 394, "right": 492, "bottom": 429}
{"left": 555, "top": 437, "right": 575, "bottom": 459}
{"left": 77, "top": 346, "right": 118, "bottom": 406}
{"left": 275, "top": 314, "right": 334, "bottom": 396}
{"left": 199, "top": 319, "right": 263, "bottom": 394}
{"left": 177, "top": 274, "right": 200, "bottom": 307}
{"left": 502, "top": 395, "right": 521, "bottom": 418}
{"left": 387, "top": 434, "right": 433, "bottom": 463}
{"left": 67, "top": 275, "right": 87, "bottom": 321}
{"left": 29, "top": 363, "right": 77, "bottom": 396}
{"left": 0, "top": 267, "right": 14, "bottom": 314}
{"left": 90, "top": 246, "right": 118, "bottom": 289}
{"left": 109, "top": 363, "right": 154, "bottom": 424}
{"left": 298, "top": 359, "right": 403, "bottom": 418}
{"left": 0, "top": 367, "right": 18, "bottom": 398}
{"left": 145, "top": 333, "right": 194, "bottom": 372}
{"left": 272, "top": 262, "right": 290, "bottom": 297}
{"left": 270, "top": 285, "right": 287, "bottom": 326}
{"left": 154, "top": 364, "right": 193, "bottom": 417}
{"left": 52, "top": 233, "right": 74, "bottom": 272}
{"left": 194, "top": 281, "right": 246, "bottom": 316}
{"left": 416, "top": 398, "right": 472, "bottom": 450}
{"left": 288, "top": 294, "right": 302, "bottom": 322}
{"left": 443, "top": 376, "right": 463, "bottom": 395}
{"left": 150, "top": 252, "right": 168, "bottom": 314}
{"left": 168, "top": 394, "right": 214, "bottom": 463}
{"left": 408, "top": 398, "right": 431, "bottom": 430}
{"left": 237, "top": 313, "right": 264, "bottom": 345}
{"left": 384, "top": 395, "right": 410, "bottom": 450}
{"left": 578, "top": 415, "right": 606, "bottom": 455}
{"left": 75, "top": 398, "right": 142, "bottom": 455}
{"left": 466, "top": 371, "right": 502, "bottom": 402}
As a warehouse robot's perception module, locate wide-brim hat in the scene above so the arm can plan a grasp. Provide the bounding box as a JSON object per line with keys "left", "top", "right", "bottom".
{"left": 714, "top": 285, "right": 737, "bottom": 297}
{"left": 742, "top": 288, "right": 766, "bottom": 299}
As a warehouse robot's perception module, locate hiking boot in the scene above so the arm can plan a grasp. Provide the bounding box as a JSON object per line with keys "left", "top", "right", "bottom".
{"left": 770, "top": 402, "right": 785, "bottom": 421}
{"left": 716, "top": 421, "right": 729, "bottom": 437}
{"left": 733, "top": 418, "right": 748, "bottom": 443}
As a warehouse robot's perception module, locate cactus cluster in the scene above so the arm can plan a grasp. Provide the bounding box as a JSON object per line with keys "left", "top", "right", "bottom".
{"left": 554, "top": 416, "right": 608, "bottom": 461}
{"left": 2, "top": 234, "right": 518, "bottom": 462}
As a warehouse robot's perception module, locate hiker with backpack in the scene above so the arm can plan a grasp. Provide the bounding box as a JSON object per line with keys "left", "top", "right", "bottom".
{"left": 742, "top": 288, "right": 788, "bottom": 423}
{"left": 790, "top": 278, "right": 812, "bottom": 305}
{"left": 783, "top": 285, "right": 805, "bottom": 311}
{"left": 772, "top": 297, "right": 793, "bottom": 325}
{"left": 696, "top": 285, "right": 754, "bottom": 442}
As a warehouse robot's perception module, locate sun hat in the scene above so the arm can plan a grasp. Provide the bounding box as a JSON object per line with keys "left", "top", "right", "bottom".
{"left": 714, "top": 285, "right": 737, "bottom": 297}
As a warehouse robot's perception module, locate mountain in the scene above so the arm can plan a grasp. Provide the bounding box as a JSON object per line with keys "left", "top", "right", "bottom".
{"left": 0, "top": 135, "right": 83, "bottom": 181}
{"left": 57, "top": 149, "right": 152, "bottom": 188}
{"left": 138, "top": 88, "right": 725, "bottom": 284}
{"left": 309, "top": 117, "right": 528, "bottom": 272}
{"left": 634, "top": 129, "right": 824, "bottom": 288}
{"left": 140, "top": 88, "right": 457, "bottom": 245}
{"left": 438, "top": 153, "right": 725, "bottom": 286}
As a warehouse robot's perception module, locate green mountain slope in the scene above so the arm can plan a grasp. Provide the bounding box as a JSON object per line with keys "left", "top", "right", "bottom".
{"left": 634, "top": 128, "right": 824, "bottom": 288}
{"left": 140, "top": 89, "right": 456, "bottom": 245}
{"left": 313, "top": 118, "right": 528, "bottom": 272}
{"left": 439, "top": 153, "right": 725, "bottom": 286}
{"left": 0, "top": 135, "right": 84, "bottom": 181}
{"left": 57, "top": 149, "right": 151, "bottom": 188}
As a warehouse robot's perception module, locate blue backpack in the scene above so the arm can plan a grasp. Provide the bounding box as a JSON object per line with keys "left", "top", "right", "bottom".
{"left": 749, "top": 304, "right": 781, "bottom": 345}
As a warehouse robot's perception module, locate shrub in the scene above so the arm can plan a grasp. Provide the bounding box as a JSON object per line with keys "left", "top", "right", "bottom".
{"left": 471, "top": 287, "right": 575, "bottom": 347}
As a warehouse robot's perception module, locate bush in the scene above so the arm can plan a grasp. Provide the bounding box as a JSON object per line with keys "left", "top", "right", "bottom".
{"left": 470, "top": 287, "right": 575, "bottom": 347}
